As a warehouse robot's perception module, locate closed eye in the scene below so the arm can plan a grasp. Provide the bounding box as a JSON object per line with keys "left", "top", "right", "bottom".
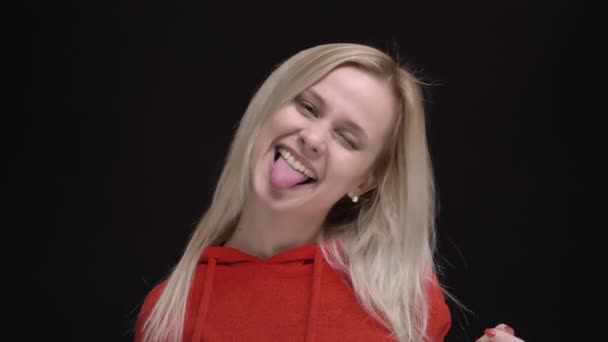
{"left": 337, "top": 132, "right": 357, "bottom": 149}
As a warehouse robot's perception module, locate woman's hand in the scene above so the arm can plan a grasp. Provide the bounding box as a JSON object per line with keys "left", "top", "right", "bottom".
{"left": 475, "top": 323, "right": 524, "bottom": 342}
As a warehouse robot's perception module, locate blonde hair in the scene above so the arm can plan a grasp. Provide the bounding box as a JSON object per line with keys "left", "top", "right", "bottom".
{"left": 140, "top": 43, "right": 439, "bottom": 342}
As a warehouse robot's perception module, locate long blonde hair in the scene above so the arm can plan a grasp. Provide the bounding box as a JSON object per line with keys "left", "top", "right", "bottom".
{"left": 141, "top": 43, "right": 438, "bottom": 342}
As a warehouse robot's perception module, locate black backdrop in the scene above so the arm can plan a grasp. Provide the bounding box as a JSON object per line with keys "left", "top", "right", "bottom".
{"left": 15, "top": 1, "right": 586, "bottom": 341}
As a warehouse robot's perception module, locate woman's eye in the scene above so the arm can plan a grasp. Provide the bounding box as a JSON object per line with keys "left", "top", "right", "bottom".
{"left": 297, "top": 99, "right": 317, "bottom": 116}
{"left": 339, "top": 133, "right": 357, "bottom": 149}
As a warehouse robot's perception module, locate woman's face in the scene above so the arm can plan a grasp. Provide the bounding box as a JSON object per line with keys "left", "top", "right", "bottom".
{"left": 249, "top": 66, "right": 396, "bottom": 216}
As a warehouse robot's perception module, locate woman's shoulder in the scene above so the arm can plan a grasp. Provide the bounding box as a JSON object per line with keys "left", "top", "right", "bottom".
{"left": 140, "top": 280, "right": 167, "bottom": 310}
{"left": 134, "top": 280, "right": 167, "bottom": 341}
{"left": 425, "top": 270, "right": 452, "bottom": 341}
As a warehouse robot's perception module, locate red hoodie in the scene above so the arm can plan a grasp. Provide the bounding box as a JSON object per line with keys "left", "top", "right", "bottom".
{"left": 135, "top": 242, "right": 451, "bottom": 341}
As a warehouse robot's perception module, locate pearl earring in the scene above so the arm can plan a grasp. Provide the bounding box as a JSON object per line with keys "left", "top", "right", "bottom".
{"left": 352, "top": 195, "right": 359, "bottom": 203}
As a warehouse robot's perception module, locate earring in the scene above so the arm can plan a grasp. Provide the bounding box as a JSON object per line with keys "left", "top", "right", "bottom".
{"left": 352, "top": 195, "right": 359, "bottom": 203}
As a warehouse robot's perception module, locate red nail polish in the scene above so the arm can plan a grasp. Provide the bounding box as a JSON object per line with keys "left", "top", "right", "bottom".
{"left": 485, "top": 328, "right": 496, "bottom": 337}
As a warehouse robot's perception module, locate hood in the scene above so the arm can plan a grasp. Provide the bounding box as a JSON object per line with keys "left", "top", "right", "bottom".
{"left": 191, "top": 242, "right": 326, "bottom": 342}
{"left": 200, "top": 242, "right": 321, "bottom": 264}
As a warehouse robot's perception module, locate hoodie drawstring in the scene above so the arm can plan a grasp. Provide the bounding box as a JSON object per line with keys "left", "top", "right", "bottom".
{"left": 193, "top": 244, "right": 322, "bottom": 341}
{"left": 305, "top": 248, "right": 323, "bottom": 342}
{"left": 193, "top": 257, "right": 216, "bottom": 341}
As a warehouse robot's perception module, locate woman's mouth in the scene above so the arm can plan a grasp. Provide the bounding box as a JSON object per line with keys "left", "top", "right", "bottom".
{"left": 270, "top": 146, "right": 318, "bottom": 189}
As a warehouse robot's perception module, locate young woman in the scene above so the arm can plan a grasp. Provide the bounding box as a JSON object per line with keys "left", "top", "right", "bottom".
{"left": 134, "top": 43, "right": 525, "bottom": 342}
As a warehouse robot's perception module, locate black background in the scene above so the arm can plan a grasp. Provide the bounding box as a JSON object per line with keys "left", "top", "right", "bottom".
{"left": 14, "top": 1, "right": 587, "bottom": 341}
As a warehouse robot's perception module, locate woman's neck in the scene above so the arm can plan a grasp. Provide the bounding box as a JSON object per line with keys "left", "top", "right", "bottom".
{"left": 223, "top": 194, "right": 325, "bottom": 259}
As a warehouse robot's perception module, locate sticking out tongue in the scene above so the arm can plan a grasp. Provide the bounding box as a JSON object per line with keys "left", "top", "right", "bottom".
{"left": 270, "top": 156, "right": 309, "bottom": 190}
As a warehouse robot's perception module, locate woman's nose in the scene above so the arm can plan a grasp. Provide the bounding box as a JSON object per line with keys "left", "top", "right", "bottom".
{"left": 298, "top": 125, "right": 327, "bottom": 156}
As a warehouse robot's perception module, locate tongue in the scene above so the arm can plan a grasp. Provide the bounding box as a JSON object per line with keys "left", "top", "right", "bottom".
{"left": 270, "top": 156, "right": 308, "bottom": 190}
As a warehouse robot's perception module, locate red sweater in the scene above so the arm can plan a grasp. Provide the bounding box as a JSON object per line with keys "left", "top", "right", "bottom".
{"left": 135, "top": 242, "right": 451, "bottom": 341}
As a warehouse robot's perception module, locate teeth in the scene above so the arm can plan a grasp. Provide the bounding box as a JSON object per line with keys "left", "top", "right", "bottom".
{"left": 278, "top": 147, "right": 317, "bottom": 180}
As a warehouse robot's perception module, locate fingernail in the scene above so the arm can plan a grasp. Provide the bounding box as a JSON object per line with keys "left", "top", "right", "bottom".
{"left": 485, "top": 328, "right": 496, "bottom": 337}
{"left": 503, "top": 324, "right": 515, "bottom": 335}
